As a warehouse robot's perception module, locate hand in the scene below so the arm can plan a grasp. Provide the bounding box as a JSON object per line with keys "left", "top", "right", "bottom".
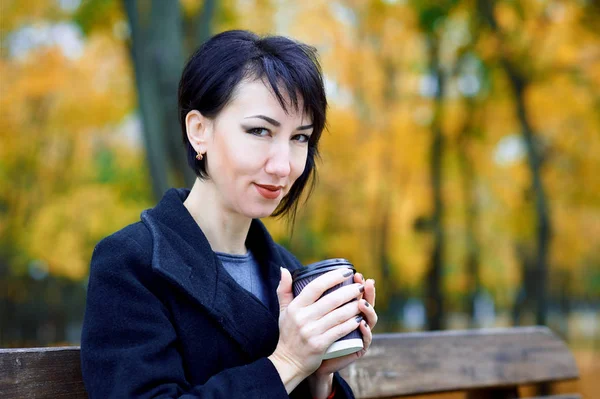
{"left": 268, "top": 268, "right": 365, "bottom": 393}
{"left": 310, "top": 273, "right": 377, "bottom": 380}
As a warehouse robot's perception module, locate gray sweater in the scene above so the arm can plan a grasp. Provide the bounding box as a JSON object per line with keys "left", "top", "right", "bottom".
{"left": 216, "top": 250, "right": 270, "bottom": 307}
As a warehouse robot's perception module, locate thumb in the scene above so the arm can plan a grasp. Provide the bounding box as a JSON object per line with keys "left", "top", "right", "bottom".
{"left": 277, "top": 267, "right": 294, "bottom": 311}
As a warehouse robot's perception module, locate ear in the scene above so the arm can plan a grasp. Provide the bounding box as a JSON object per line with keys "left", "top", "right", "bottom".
{"left": 185, "top": 110, "right": 212, "bottom": 154}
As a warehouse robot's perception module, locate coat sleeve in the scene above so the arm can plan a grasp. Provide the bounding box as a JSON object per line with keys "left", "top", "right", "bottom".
{"left": 289, "top": 373, "right": 355, "bottom": 399}
{"left": 81, "top": 233, "right": 290, "bottom": 399}
{"left": 331, "top": 373, "right": 355, "bottom": 398}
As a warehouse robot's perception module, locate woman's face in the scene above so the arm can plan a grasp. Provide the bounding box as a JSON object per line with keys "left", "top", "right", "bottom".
{"left": 203, "top": 80, "right": 313, "bottom": 219}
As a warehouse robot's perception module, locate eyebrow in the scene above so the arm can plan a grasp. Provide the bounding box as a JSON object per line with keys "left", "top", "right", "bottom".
{"left": 244, "top": 115, "right": 314, "bottom": 131}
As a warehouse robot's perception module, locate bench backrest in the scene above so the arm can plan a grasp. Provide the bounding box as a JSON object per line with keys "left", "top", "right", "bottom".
{"left": 0, "top": 326, "right": 580, "bottom": 398}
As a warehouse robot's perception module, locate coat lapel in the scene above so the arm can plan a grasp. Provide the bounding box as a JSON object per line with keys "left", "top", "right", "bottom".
{"left": 140, "top": 188, "right": 284, "bottom": 360}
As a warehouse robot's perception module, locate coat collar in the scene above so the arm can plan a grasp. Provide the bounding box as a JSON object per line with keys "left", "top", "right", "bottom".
{"left": 140, "top": 188, "right": 284, "bottom": 360}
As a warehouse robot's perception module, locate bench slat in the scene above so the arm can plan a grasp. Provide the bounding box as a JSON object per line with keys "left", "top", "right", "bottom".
{"left": 0, "top": 347, "right": 86, "bottom": 399}
{"left": 468, "top": 392, "right": 582, "bottom": 399}
{"left": 0, "top": 327, "right": 579, "bottom": 399}
{"left": 338, "top": 326, "right": 579, "bottom": 398}
{"left": 521, "top": 395, "right": 582, "bottom": 399}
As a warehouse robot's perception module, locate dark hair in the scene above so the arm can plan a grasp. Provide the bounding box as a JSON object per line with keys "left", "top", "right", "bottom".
{"left": 178, "top": 30, "right": 327, "bottom": 219}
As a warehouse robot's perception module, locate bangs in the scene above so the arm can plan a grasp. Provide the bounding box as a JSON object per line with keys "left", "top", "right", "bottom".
{"left": 242, "top": 45, "right": 326, "bottom": 138}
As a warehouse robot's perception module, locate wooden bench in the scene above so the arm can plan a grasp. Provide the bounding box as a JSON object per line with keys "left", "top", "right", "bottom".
{"left": 0, "top": 326, "right": 580, "bottom": 399}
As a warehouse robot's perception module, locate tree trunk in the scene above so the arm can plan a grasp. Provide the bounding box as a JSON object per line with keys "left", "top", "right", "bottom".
{"left": 509, "top": 70, "right": 551, "bottom": 326}
{"left": 150, "top": 1, "right": 195, "bottom": 188}
{"left": 457, "top": 97, "right": 482, "bottom": 326}
{"left": 374, "top": 60, "right": 397, "bottom": 321}
{"left": 425, "top": 36, "right": 446, "bottom": 331}
{"left": 512, "top": 243, "right": 535, "bottom": 325}
{"left": 124, "top": 0, "right": 171, "bottom": 200}
{"left": 124, "top": 0, "right": 195, "bottom": 200}
{"left": 197, "top": 0, "right": 217, "bottom": 46}
{"left": 477, "top": 0, "right": 552, "bottom": 328}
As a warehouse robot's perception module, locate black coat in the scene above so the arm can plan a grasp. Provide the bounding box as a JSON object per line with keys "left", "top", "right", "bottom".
{"left": 81, "top": 188, "right": 355, "bottom": 398}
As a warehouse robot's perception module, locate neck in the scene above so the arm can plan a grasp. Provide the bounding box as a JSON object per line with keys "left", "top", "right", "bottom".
{"left": 183, "top": 178, "right": 251, "bottom": 255}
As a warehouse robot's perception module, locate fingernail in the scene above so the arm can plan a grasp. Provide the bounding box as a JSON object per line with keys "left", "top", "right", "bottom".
{"left": 357, "top": 273, "right": 364, "bottom": 282}
{"left": 363, "top": 321, "right": 369, "bottom": 328}
{"left": 355, "top": 315, "right": 364, "bottom": 323}
{"left": 358, "top": 285, "right": 365, "bottom": 293}
{"left": 343, "top": 270, "right": 353, "bottom": 277}
{"left": 363, "top": 300, "right": 370, "bottom": 307}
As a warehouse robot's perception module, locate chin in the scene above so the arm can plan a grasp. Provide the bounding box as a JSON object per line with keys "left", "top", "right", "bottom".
{"left": 241, "top": 204, "right": 280, "bottom": 219}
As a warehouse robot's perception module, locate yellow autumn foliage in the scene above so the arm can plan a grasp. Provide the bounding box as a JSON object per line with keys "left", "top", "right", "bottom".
{"left": 2, "top": 0, "right": 599, "bottom": 310}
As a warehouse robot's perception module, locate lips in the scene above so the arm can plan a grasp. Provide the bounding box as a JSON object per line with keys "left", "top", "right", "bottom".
{"left": 254, "top": 183, "right": 283, "bottom": 200}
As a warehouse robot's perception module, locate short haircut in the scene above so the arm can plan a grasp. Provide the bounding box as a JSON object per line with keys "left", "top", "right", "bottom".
{"left": 178, "top": 30, "right": 327, "bottom": 219}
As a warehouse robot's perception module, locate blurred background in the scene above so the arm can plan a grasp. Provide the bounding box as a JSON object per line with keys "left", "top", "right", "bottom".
{"left": 1, "top": 0, "right": 598, "bottom": 396}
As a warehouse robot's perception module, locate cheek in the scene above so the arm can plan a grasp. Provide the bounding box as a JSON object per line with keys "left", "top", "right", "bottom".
{"left": 290, "top": 149, "right": 309, "bottom": 182}
{"left": 212, "top": 135, "right": 257, "bottom": 176}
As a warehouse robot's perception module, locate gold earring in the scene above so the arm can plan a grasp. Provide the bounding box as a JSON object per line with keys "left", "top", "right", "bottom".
{"left": 196, "top": 152, "right": 204, "bottom": 161}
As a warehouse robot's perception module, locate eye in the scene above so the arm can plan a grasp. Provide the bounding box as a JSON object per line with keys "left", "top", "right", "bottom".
{"left": 247, "top": 127, "right": 270, "bottom": 137}
{"left": 293, "top": 134, "right": 310, "bottom": 143}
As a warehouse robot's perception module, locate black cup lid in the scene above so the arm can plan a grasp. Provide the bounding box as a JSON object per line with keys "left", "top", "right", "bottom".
{"left": 292, "top": 258, "right": 354, "bottom": 281}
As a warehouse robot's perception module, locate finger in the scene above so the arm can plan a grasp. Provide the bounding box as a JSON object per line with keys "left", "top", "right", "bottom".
{"left": 310, "top": 283, "right": 364, "bottom": 318}
{"left": 322, "top": 314, "right": 363, "bottom": 344}
{"left": 363, "top": 278, "right": 376, "bottom": 307}
{"left": 359, "top": 320, "right": 373, "bottom": 350}
{"left": 313, "top": 299, "right": 361, "bottom": 334}
{"left": 293, "top": 268, "right": 354, "bottom": 307}
{"left": 277, "top": 268, "right": 294, "bottom": 311}
{"left": 354, "top": 273, "right": 364, "bottom": 285}
{"left": 358, "top": 299, "right": 378, "bottom": 329}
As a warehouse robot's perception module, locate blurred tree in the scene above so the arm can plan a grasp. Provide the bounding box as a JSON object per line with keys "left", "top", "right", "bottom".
{"left": 454, "top": 2, "right": 489, "bottom": 326}
{"left": 478, "top": 0, "right": 552, "bottom": 326}
{"left": 412, "top": 0, "right": 460, "bottom": 331}
{"left": 455, "top": 68, "right": 484, "bottom": 326}
{"left": 124, "top": 0, "right": 198, "bottom": 199}
{"left": 195, "top": 0, "right": 217, "bottom": 46}
{"left": 0, "top": 0, "right": 153, "bottom": 344}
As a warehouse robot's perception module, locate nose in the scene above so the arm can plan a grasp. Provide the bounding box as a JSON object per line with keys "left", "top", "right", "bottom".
{"left": 264, "top": 142, "right": 291, "bottom": 178}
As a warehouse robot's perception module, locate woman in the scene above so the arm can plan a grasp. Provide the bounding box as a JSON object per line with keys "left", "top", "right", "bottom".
{"left": 81, "top": 30, "right": 378, "bottom": 398}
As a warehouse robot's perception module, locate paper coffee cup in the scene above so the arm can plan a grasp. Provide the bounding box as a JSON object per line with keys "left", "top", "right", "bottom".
{"left": 292, "top": 259, "right": 364, "bottom": 360}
